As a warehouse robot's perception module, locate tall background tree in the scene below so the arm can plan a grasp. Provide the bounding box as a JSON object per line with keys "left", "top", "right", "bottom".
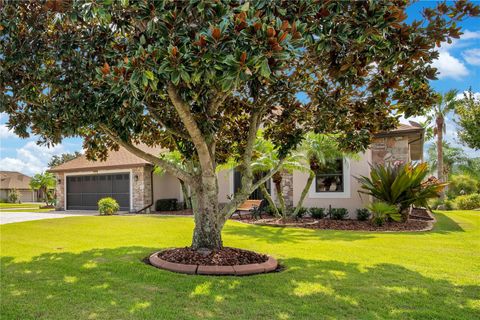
{"left": 48, "top": 151, "right": 82, "bottom": 168}
{"left": 1, "top": 0, "right": 478, "bottom": 250}
{"left": 427, "top": 141, "right": 468, "bottom": 179}
{"left": 29, "top": 172, "right": 57, "bottom": 206}
{"left": 456, "top": 89, "right": 480, "bottom": 150}
{"left": 423, "top": 90, "right": 459, "bottom": 199}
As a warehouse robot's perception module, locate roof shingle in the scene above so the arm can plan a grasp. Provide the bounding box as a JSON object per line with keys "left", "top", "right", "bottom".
{"left": 49, "top": 145, "right": 165, "bottom": 173}
{"left": 0, "top": 171, "right": 32, "bottom": 190}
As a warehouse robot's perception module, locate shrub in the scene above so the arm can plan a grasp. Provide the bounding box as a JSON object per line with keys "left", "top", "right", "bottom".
{"left": 98, "top": 197, "right": 119, "bottom": 215}
{"left": 155, "top": 198, "right": 178, "bottom": 211}
{"left": 356, "top": 208, "right": 370, "bottom": 221}
{"left": 357, "top": 162, "right": 446, "bottom": 220}
{"left": 448, "top": 174, "right": 479, "bottom": 198}
{"left": 367, "top": 202, "right": 401, "bottom": 226}
{"left": 330, "top": 208, "right": 349, "bottom": 220}
{"left": 8, "top": 189, "right": 20, "bottom": 203}
{"left": 295, "top": 207, "right": 308, "bottom": 219}
{"left": 454, "top": 193, "right": 480, "bottom": 210}
{"left": 0, "top": 198, "right": 7, "bottom": 203}
{"left": 309, "top": 207, "right": 326, "bottom": 219}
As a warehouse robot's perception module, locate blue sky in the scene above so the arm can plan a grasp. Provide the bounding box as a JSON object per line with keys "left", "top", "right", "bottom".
{"left": 1, "top": 1, "right": 479, "bottom": 176}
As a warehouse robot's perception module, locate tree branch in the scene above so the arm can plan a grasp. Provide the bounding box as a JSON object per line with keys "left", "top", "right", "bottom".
{"left": 99, "top": 124, "right": 195, "bottom": 185}
{"left": 146, "top": 105, "right": 191, "bottom": 140}
{"left": 167, "top": 84, "right": 214, "bottom": 176}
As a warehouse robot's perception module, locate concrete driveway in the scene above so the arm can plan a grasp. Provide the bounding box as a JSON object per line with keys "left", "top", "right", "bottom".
{"left": 0, "top": 211, "right": 94, "bottom": 225}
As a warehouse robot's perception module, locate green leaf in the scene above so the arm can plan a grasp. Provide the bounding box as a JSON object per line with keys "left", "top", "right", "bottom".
{"left": 240, "top": 2, "right": 250, "bottom": 11}
{"left": 260, "top": 59, "right": 271, "bottom": 78}
{"left": 180, "top": 70, "right": 191, "bottom": 83}
{"left": 144, "top": 70, "right": 154, "bottom": 80}
{"left": 171, "top": 71, "right": 180, "bottom": 86}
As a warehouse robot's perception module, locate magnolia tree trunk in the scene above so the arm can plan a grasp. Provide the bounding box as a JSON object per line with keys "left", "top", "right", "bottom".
{"left": 190, "top": 176, "right": 225, "bottom": 250}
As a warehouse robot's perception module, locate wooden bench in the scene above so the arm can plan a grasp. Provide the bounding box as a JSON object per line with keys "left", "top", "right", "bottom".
{"left": 233, "top": 199, "right": 264, "bottom": 220}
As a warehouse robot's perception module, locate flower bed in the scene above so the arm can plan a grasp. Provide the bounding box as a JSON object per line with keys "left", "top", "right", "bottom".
{"left": 243, "top": 216, "right": 433, "bottom": 232}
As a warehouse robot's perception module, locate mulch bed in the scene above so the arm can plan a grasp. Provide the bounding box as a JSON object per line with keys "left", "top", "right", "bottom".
{"left": 244, "top": 216, "right": 431, "bottom": 232}
{"left": 40, "top": 205, "right": 55, "bottom": 209}
{"left": 410, "top": 208, "right": 435, "bottom": 221}
{"left": 157, "top": 247, "right": 269, "bottom": 266}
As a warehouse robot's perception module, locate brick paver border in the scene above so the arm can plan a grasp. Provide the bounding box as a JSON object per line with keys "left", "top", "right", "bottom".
{"left": 149, "top": 251, "right": 278, "bottom": 276}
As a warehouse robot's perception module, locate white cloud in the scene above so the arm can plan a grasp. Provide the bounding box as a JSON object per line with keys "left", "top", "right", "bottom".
{"left": 0, "top": 124, "right": 15, "bottom": 139}
{"left": 455, "top": 91, "right": 480, "bottom": 101}
{"left": 431, "top": 29, "right": 480, "bottom": 80}
{"left": 0, "top": 141, "right": 66, "bottom": 176}
{"left": 432, "top": 51, "right": 469, "bottom": 80}
{"left": 462, "top": 48, "right": 480, "bottom": 65}
{"left": 460, "top": 30, "right": 480, "bottom": 41}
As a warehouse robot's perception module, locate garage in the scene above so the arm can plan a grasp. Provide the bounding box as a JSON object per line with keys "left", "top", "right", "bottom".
{"left": 66, "top": 173, "right": 130, "bottom": 211}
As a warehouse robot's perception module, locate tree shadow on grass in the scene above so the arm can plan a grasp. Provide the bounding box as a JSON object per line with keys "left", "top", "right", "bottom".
{"left": 223, "top": 222, "right": 376, "bottom": 244}
{"left": 431, "top": 212, "right": 465, "bottom": 233}
{"left": 1, "top": 247, "right": 478, "bottom": 320}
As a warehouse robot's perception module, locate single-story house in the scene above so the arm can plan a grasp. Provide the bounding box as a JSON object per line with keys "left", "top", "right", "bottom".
{"left": 49, "top": 123, "right": 424, "bottom": 217}
{"left": 0, "top": 171, "right": 38, "bottom": 202}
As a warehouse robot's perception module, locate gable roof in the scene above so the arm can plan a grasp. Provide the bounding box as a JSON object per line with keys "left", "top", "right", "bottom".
{"left": 0, "top": 171, "right": 32, "bottom": 190}
{"left": 49, "top": 145, "right": 165, "bottom": 173}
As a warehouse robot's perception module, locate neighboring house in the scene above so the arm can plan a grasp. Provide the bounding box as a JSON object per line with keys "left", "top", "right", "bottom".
{"left": 0, "top": 171, "right": 38, "bottom": 202}
{"left": 50, "top": 123, "right": 424, "bottom": 216}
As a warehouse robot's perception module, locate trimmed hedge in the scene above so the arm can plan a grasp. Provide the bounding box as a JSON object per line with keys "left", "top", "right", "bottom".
{"left": 98, "top": 197, "right": 120, "bottom": 215}
{"left": 155, "top": 199, "right": 178, "bottom": 211}
{"left": 330, "top": 208, "right": 349, "bottom": 220}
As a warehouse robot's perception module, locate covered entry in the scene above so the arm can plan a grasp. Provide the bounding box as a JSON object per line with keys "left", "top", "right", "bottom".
{"left": 66, "top": 173, "right": 130, "bottom": 210}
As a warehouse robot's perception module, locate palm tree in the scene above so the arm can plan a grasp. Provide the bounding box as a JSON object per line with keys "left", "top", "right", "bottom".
{"left": 250, "top": 137, "right": 309, "bottom": 218}
{"left": 426, "top": 89, "right": 459, "bottom": 199}
{"left": 292, "top": 133, "right": 354, "bottom": 216}
{"left": 29, "top": 172, "right": 56, "bottom": 205}
{"left": 427, "top": 142, "right": 467, "bottom": 179}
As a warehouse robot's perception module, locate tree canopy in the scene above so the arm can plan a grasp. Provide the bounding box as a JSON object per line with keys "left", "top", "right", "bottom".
{"left": 1, "top": 0, "right": 478, "bottom": 249}
{"left": 48, "top": 151, "right": 82, "bottom": 168}
{"left": 456, "top": 89, "right": 480, "bottom": 150}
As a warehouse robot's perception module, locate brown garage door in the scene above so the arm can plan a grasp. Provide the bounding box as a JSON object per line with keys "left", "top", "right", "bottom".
{"left": 66, "top": 173, "right": 130, "bottom": 211}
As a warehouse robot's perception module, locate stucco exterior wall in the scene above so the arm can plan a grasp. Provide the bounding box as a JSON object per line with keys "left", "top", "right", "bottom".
{"left": 152, "top": 171, "right": 182, "bottom": 203}
{"left": 217, "top": 169, "right": 232, "bottom": 204}
{"left": 292, "top": 151, "right": 371, "bottom": 218}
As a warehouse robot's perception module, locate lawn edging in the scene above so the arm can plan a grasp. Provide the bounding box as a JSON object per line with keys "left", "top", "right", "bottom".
{"left": 148, "top": 251, "right": 278, "bottom": 276}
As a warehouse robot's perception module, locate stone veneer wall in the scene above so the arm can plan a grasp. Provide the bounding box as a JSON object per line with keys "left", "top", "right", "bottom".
{"left": 371, "top": 136, "right": 410, "bottom": 166}
{"left": 132, "top": 166, "right": 153, "bottom": 212}
{"left": 55, "top": 172, "right": 65, "bottom": 210}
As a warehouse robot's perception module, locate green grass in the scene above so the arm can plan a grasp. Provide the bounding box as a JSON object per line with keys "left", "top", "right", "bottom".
{"left": 0, "top": 203, "right": 53, "bottom": 213}
{"left": 0, "top": 203, "right": 44, "bottom": 209}
{"left": 1, "top": 211, "right": 479, "bottom": 320}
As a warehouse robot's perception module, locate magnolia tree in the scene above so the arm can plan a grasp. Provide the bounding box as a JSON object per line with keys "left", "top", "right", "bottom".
{"left": 1, "top": 0, "right": 478, "bottom": 250}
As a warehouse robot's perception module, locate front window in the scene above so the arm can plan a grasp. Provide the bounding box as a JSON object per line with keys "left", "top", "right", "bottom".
{"left": 315, "top": 159, "right": 344, "bottom": 192}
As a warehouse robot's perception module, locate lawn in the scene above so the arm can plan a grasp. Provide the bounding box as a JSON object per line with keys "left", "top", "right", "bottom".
{"left": 1, "top": 211, "right": 479, "bottom": 320}
{"left": 0, "top": 203, "right": 53, "bottom": 213}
